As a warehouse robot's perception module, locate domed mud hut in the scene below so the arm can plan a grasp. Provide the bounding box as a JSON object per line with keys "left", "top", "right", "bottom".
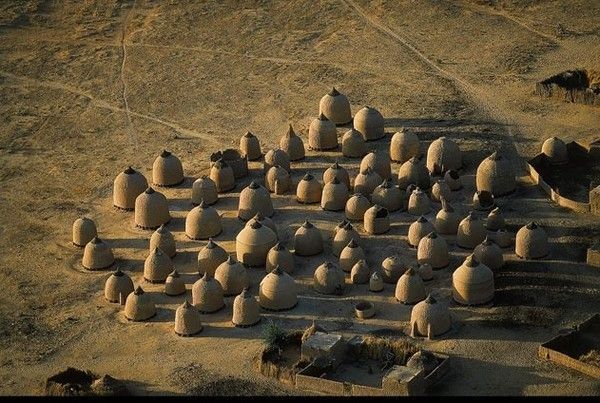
{"left": 185, "top": 201, "right": 222, "bottom": 240}
{"left": 542, "top": 136, "right": 568, "bottom": 165}
{"left": 149, "top": 224, "right": 176, "bottom": 258}
{"left": 264, "top": 148, "right": 291, "bottom": 173}
{"left": 319, "top": 87, "right": 352, "bottom": 125}
{"left": 152, "top": 150, "right": 184, "bottom": 187}
{"left": 342, "top": 128, "right": 367, "bottom": 158}
{"left": 474, "top": 237, "right": 504, "bottom": 270}
{"left": 417, "top": 231, "right": 449, "bottom": 269}
{"left": 354, "top": 106, "right": 385, "bottom": 141}
{"left": 372, "top": 179, "right": 404, "bottom": 212}
{"left": 418, "top": 263, "right": 433, "bottom": 281}
{"left": 408, "top": 216, "right": 435, "bottom": 247}
{"left": 457, "top": 212, "right": 486, "bottom": 249}
{"left": 339, "top": 239, "right": 366, "bottom": 272}
{"left": 192, "top": 272, "right": 225, "bottom": 313}
{"left": 364, "top": 204, "right": 390, "bottom": 234}
{"left": 247, "top": 212, "right": 278, "bottom": 240}
{"left": 321, "top": 177, "right": 349, "bottom": 211}
{"left": 232, "top": 288, "right": 261, "bottom": 327}
{"left": 266, "top": 165, "right": 291, "bottom": 195}
{"left": 72, "top": 217, "right": 97, "bottom": 247}
{"left": 294, "top": 221, "right": 323, "bottom": 256}
{"left": 82, "top": 237, "right": 114, "bottom": 270}
{"left": 381, "top": 255, "right": 407, "bottom": 284}
{"left": 174, "top": 300, "right": 203, "bottom": 337}
{"left": 398, "top": 156, "right": 431, "bottom": 190}
{"left": 435, "top": 198, "right": 460, "bottom": 235}
{"left": 238, "top": 181, "right": 274, "bottom": 221}
{"left": 473, "top": 190, "right": 495, "bottom": 211}
{"left": 279, "top": 124, "right": 305, "bottom": 161}
{"left": 134, "top": 187, "right": 171, "bottom": 230}
{"left": 407, "top": 187, "right": 431, "bottom": 216}
{"left": 476, "top": 151, "right": 516, "bottom": 196}
{"left": 495, "top": 229, "right": 513, "bottom": 248}
{"left": 143, "top": 247, "right": 173, "bottom": 283}
{"left": 426, "top": 137, "right": 461, "bottom": 175}
{"left": 197, "top": 238, "right": 228, "bottom": 276}
{"left": 354, "top": 167, "right": 383, "bottom": 198}
{"left": 259, "top": 266, "right": 297, "bottom": 311}
{"left": 240, "top": 131, "right": 262, "bottom": 161}
{"left": 314, "top": 261, "right": 345, "bottom": 295}
{"left": 369, "top": 272, "right": 384, "bottom": 292}
{"left": 360, "top": 150, "right": 392, "bottom": 180}
{"left": 351, "top": 259, "right": 370, "bottom": 284}
{"left": 210, "top": 159, "right": 235, "bottom": 193}
{"left": 390, "top": 129, "right": 420, "bottom": 163}
{"left": 410, "top": 294, "right": 452, "bottom": 339}
{"left": 211, "top": 149, "right": 248, "bottom": 179}
{"left": 486, "top": 207, "right": 505, "bottom": 231}
{"left": 345, "top": 193, "right": 372, "bottom": 221}
{"left": 266, "top": 242, "right": 295, "bottom": 273}
{"left": 191, "top": 175, "right": 218, "bottom": 206}
{"left": 395, "top": 267, "right": 426, "bottom": 305}
{"left": 323, "top": 161, "right": 351, "bottom": 190}
{"left": 515, "top": 222, "right": 549, "bottom": 259}
{"left": 104, "top": 268, "right": 134, "bottom": 303}
{"left": 431, "top": 179, "right": 452, "bottom": 203}
{"left": 215, "top": 255, "right": 249, "bottom": 296}
{"left": 165, "top": 270, "right": 186, "bottom": 296}
{"left": 125, "top": 286, "right": 156, "bottom": 321}
{"left": 296, "top": 173, "right": 323, "bottom": 204}
{"left": 113, "top": 166, "right": 148, "bottom": 210}
{"left": 332, "top": 222, "right": 362, "bottom": 257}
{"left": 443, "top": 170, "right": 462, "bottom": 191}
{"left": 308, "top": 113, "right": 338, "bottom": 151}
{"left": 236, "top": 220, "right": 277, "bottom": 267}
{"left": 452, "top": 254, "right": 495, "bottom": 305}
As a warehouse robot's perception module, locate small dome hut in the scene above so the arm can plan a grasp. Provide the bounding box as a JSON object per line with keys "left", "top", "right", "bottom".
{"left": 192, "top": 272, "right": 225, "bottom": 313}
{"left": 264, "top": 148, "right": 291, "bottom": 174}
{"left": 398, "top": 156, "right": 431, "bottom": 190}
{"left": 409, "top": 294, "right": 452, "bottom": 339}
{"left": 294, "top": 221, "right": 323, "bottom": 256}
{"left": 353, "top": 167, "right": 383, "bottom": 197}
{"left": 321, "top": 177, "right": 349, "bottom": 211}
{"left": 259, "top": 266, "right": 297, "bottom": 311}
{"left": 476, "top": 151, "right": 516, "bottom": 196}
{"left": 113, "top": 166, "right": 148, "bottom": 210}
{"left": 266, "top": 242, "right": 295, "bottom": 273}
{"left": 296, "top": 173, "right": 323, "bottom": 204}
{"left": 350, "top": 259, "right": 370, "bottom": 284}
{"left": 353, "top": 106, "right": 385, "bottom": 141}
{"left": 174, "top": 300, "right": 203, "bottom": 336}
{"left": 417, "top": 231, "right": 449, "bottom": 269}
{"left": 124, "top": 286, "right": 156, "bottom": 321}
{"left": 239, "top": 131, "right": 262, "bottom": 161}
{"left": 515, "top": 222, "right": 549, "bottom": 259}
{"left": 308, "top": 113, "right": 338, "bottom": 151}
{"left": 364, "top": 204, "right": 390, "bottom": 234}
{"left": 185, "top": 201, "right": 222, "bottom": 240}
{"left": 395, "top": 267, "right": 426, "bottom": 304}
{"left": 322, "top": 161, "right": 350, "bottom": 190}
{"left": 319, "top": 87, "right": 352, "bottom": 125}
{"left": 215, "top": 256, "right": 249, "bottom": 296}
{"left": 134, "top": 187, "right": 171, "bottom": 230}
{"left": 360, "top": 150, "right": 392, "bottom": 180}
{"left": 474, "top": 237, "right": 504, "bottom": 270}
{"left": 452, "top": 254, "right": 495, "bottom": 305}
{"left": 197, "top": 238, "right": 228, "bottom": 276}
{"left": 265, "top": 165, "right": 291, "bottom": 195}
{"left": 339, "top": 239, "right": 366, "bottom": 273}
{"left": 541, "top": 136, "right": 568, "bottom": 165}
{"left": 279, "top": 124, "right": 305, "bottom": 161}
{"left": 313, "top": 262, "right": 345, "bottom": 295}
{"left": 82, "top": 237, "right": 114, "bottom": 270}
{"left": 371, "top": 179, "right": 404, "bottom": 212}
{"left": 456, "top": 212, "right": 486, "bottom": 249}
{"left": 191, "top": 175, "right": 218, "bottom": 206}
{"left": 165, "top": 270, "right": 186, "bottom": 296}
{"left": 149, "top": 224, "right": 176, "bottom": 258}
{"left": 408, "top": 216, "right": 435, "bottom": 248}
{"left": 238, "top": 181, "right": 274, "bottom": 221}
{"left": 232, "top": 288, "right": 261, "bottom": 327}
{"left": 209, "top": 159, "right": 235, "bottom": 193}
{"left": 390, "top": 129, "right": 420, "bottom": 163}
{"left": 342, "top": 128, "right": 367, "bottom": 158}
{"left": 152, "top": 150, "right": 184, "bottom": 187}
{"left": 426, "top": 137, "right": 461, "bottom": 175}
{"left": 143, "top": 247, "right": 173, "bottom": 283}
{"left": 72, "top": 217, "right": 97, "bottom": 247}
{"left": 104, "top": 268, "right": 134, "bottom": 303}
{"left": 236, "top": 220, "right": 277, "bottom": 267}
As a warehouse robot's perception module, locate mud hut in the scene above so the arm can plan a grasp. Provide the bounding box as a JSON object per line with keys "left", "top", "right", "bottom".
{"left": 279, "top": 124, "right": 305, "bottom": 161}
{"left": 369, "top": 272, "right": 384, "bottom": 292}
{"left": 407, "top": 187, "right": 431, "bottom": 216}
{"left": 473, "top": 190, "right": 495, "bottom": 211}
{"left": 476, "top": 151, "right": 516, "bottom": 196}
{"left": 474, "top": 237, "right": 504, "bottom": 270}
{"left": 247, "top": 212, "right": 278, "bottom": 240}
{"left": 364, "top": 204, "right": 390, "bottom": 234}
{"left": 410, "top": 294, "right": 452, "bottom": 339}
{"left": 197, "top": 238, "right": 228, "bottom": 276}
{"left": 215, "top": 256, "right": 249, "bottom": 296}
{"left": 431, "top": 179, "right": 452, "bottom": 203}
{"left": 398, "top": 156, "right": 431, "bottom": 190}
{"left": 135, "top": 187, "right": 171, "bottom": 230}
{"left": 353, "top": 106, "right": 385, "bottom": 141}
{"left": 395, "top": 267, "right": 426, "bottom": 305}
{"left": 426, "top": 137, "right": 461, "bottom": 175}
{"left": 452, "top": 254, "right": 494, "bottom": 305}
{"left": 296, "top": 173, "right": 323, "bottom": 204}
{"left": 515, "top": 222, "right": 549, "bottom": 259}
{"left": 332, "top": 222, "right": 362, "bottom": 257}
{"left": 165, "top": 270, "right": 186, "bottom": 296}
{"left": 185, "top": 201, "right": 222, "bottom": 240}
{"left": 211, "top": 149, "right": 248, "bottom": 179}
{"left": 360, "top": 150, "right": 392, "bottom": 180}
{"left": 265, "top": 165, "right": 291, "bottom": 195}
{"left": 294, "top": 221, "right": 323, "bottom": 256}
{"left": 264, "top": 148, "right": 291, "bottom": 173}
{"left": 124, "top": 286, "right": 156, "bottom": 321}
{"left": 353, "top": 167, "right": 383, "bottom": 197}
{"left": 342, "top": 128, "right": 367, "bottom": 158}
{"left": 444, "top": 169, "right": 462, "bottom": 191}
{"left": 314, "top": 262, "right": 345, "bottom": 295}
{"left": 174, "top": 300, "right": 203, "bottom": 336}
{"left": 351, "top": 259, "right": 370, "bottom": 284}
{"left": 541, "top": 136, "right": 569, "bottom": 165}
{"left": 210, "top": 159, "right": 235, "bottom": 193}
{"left": 104, "top": 268, "right": 134, "bottom": 303}
{"left": 232, "top": 288, "right": 261, "bottom": 327}
{"left": 434, "top": 198, "right": 460, "bottom": 235}
{"left": 308, "top": 113, "right": 338, "bottom": 151}
{"left": 371, "top": 179, "right": 404, "bottom": 212}
{"left": 322, "top": 161, "right": 351, "bottom": 190}
{"left": 143, "top": 247, "right": 173, "bottom": 283}
{"left": 417, "top": 231, "right": 449, "bottom": 269}
{"left": 149, "top": 224, "right": 176, "bottom": 258}
{"left": 345, "top": 193, "right": 372, "bottom": 221}
{"left": 495, "top": 229, "right": 513, "bottom": 248}
{"left": 321, "top": 177, "right": 349, "bottom": 211}
{"left": 236, "top": 220, "right": 277, "bottom": 267}
{"left": 457, "top": 212, "right": 486, "bottom": 249}
{"left": 339, "top": 239, "right": 366, "bottom": 272}
{"left": 72, "top": 217, "right": 97, "bottom": 247}
{"left": 319, "top": 87, "right": 352, "bottom": 125}
{"left": 390, "top": 129, "right": 420, "bottom": 163}
{"left": 152, "top": 150, "right": 184, "bottom": 187}
{"left": 381, "top": 255, "right": 407, "bottom": 284}
{"left": 486, "top": 207, "right": 505, "bottom": 231}
{"left": 192, "top": 272, "right": 225, "bottom": 313}
{"left": 238, "top": 181, "right": 274, "bottom": 221}
{"left": 191, "top": 176, "right": 218, "bottom": 206}
{"left": 266, "top": 242, "right": 295, "bottom": 274}
{"left": 240, "top": 131, "right": 262, "bottom": 161}
{"left": 259, "top": 266, "right": 297, "bottom": 311}
{"left": 82, "top": 237, "right": 114, "bottom": 270}
{"left": 417, "top": 263, "right": 433, "bottom": 281}
{"left": 113, "top": 166, "right": 148, "bottom": 210}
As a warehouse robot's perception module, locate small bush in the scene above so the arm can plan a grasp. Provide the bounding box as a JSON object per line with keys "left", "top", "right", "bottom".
{"left": 262, "top": 319, "right": 287, "bottom": 348}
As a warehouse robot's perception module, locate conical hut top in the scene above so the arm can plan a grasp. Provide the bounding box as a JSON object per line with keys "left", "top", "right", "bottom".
{"left": 274, "top": 241, "right": 286, "bottom": 251}
{"left": 284, "top": 124, "right": 297, "bottom": 138}
{"left": 424, "top": 293, "right": 436, "bottom": 304}
{"left": 134, "top": 285, "right": 144, "bottom": 296}
{"left": 489, "top": 151, "right": 501, "bottom": 161}
{"left": 440, "top": 197, "right": 454, "bottom": 212}
{"left": 249, "top": 220, "right": 263, "bottom": 230}
{"left": 425, "top": 231, "right": 439, "bottom": 240}
{"left": 374, "top": 204, "right": 389, "bottom": 218}
{"left": 249, "top": 180, "right": 260, "bottom": 189}
{"left": 328, "top": 87, "right": 340, "bottom": 96}
{"left": 464, "top": 254, "right": 479, "bottom": 267}
{"left": 198, "top": 199, "right": 210, "bottom": 209}
{"left": 212, "top": 158, "right": 229, "bottom": 169}
{"left": 205, "top": 238, "right": 217, "bottom": 249}
{"left": 318, "top": 112, "right": 328, "bottom": 121}
{"left": 168, "top": 269, "right": 180, "bottom": 278}
{"left": 302, "top": 173, "right": 314, "bottom": 181}
{"left": 123, "top": 166, "right": 136, "bottom": 174}
{"left": 243, "top": 131, "right": 255, "bottom": 138}
{"left": 380, "top": 178, "right": 393, "bottom": 188}
{"left": 490, "top": 206, "right": 500, "bottom": 215}
{"left": 182, "top": 299, "right": 193, "bottom": 309}
{"left": 481, "top": 236, "right": 494, "bottom": 246}
{"left": 526, "top": 221, "right": 538, "bottom": 230}
{"left": 90, "top": 236, "right": 102, "bottom": 245}
{"left": 156, "top": 224, "right": 168, "bottom": 234}
{"left": 160, "top": 150, "right": 171, "bottom": 158}
{"left": 405, "top": 266, "right": 417, "bottom": 276}
{"left": 145, "top": 187, "right": 155, "bottom": 195}
{"left": 330, "top": 176, "right": 340, "bottom": 185}
{"left": 113, "top": 267, "right": 125, "bottom": 277}
{"left": 271, "top": 265, "right": 284, "bottom": 276}
{"left": 336, "top": 219, "right": 349, "bottom": 231}
{"left": 302, "top": 220, "right": 314, "bottom": 229}
{"left": 346, "top": 238, "right": 359, "bottom": 248}
{"left": 417, "top": 215, "right": 427, "bottom": 223}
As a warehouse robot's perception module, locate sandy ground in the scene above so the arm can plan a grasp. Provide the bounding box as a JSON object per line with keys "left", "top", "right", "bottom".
{"left": 0, "top": 0, "right": 599, "bottom": 396}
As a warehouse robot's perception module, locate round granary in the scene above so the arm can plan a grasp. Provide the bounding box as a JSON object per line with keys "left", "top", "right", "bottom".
{"left": 82, "top": 237, "right": 114, "bottom": 271}
{"left": 185, "top": 201, "right": 222, "bottom": 240}
{"left": 452, "top": 254, "right": 494, "bottom": 305}
{"left": 266, "top": 242, "right": 295, "bottom": 274}
{"left": 232, "top": 288, "right": 261, "bottom": 327}
{"left": 104, "top": 268, "right": 134, "bottom": 303}
{"left": 143, "top": 247, "right": 173, "bottom": 283}
{"left": 381, "top": 255, "right": 407, "bottom": 284}
{"left": 426, "top": 137, "right": 461, "bottom": 175}
{"left": 174, "top": 300, "right": 203, "bottom": 336}
{"left": 364, "top": 204, "right": 390, "bottom": 234}
{"left": 435, "top": 199, "right": 460, "bottom": 235}
{"left": 238, "top": 181, "right": 274, "bottom": 221}
{"left": 296, "top": 173, "right": 323, "bottom": 204}
{"left": 541, "top": 136, "right": 568, "bottom": 165}
{"left": 323, "top": 161, "right": 351, "bottom": 190}
{"left": 342, "top": 128, "right": 367, "bottom": 158}
{"left": 152, "top": 150, "right": 184, "bottom": 187}
{"left": 308, "top": 113, "right": 338, "bottom": 151}
{"left": 360, "top": 150, "right": 392, "bottom": 180}
{"left": 280, "top": 124, "right": 305, "bottom": 161}
{"left": 417, "top": 263, "right": 434, "bottom": 281}
{"left": 339, "top": 239, "right": 366, "bottom": 273}
{"left": 134, "top": 187, "right": 171, "bottom": 230}
{"left": 354, "top": 106, "right": 385, "bottom": 141}
{"left": 409, "top": 294, "right": 452, "bottom": 338}
{"left": 266, "top": 165, "right": 291, "bottom": 195}
{"left": 210, "top": 159, "right": 235, "bottom": 193}
{"left": 191, "top": 175, "right": 218, "bottom": 206}
{"left": 353, "top": 167, "right": 382, "bottom": 198}
{"left": 314, "top": 261, "right": 345, "bottom": 295}
{"left": 408, "top": 216, "right": 435, "bottom": 248}
{"left": 417, "top": 231, "right": 449, "bottom": 269}
{"left": 351, "top": 259, "right": 370, "bottom": 284}
{"left": 395, "top": 267, "right": 426, "bottom": 305}
{"left": 486, "top": 207, "right": 505, "bottom": 231}
{"left": 369, "top": 272, "right": 384, "bottom": 292}
{"left": 294, "top": 221, "right": 323, "bottom": 256}
{"left": 345, "top": 193, "right": 372, "bottom": 221}
{"left": 165, "top": 270, "right": 186, "bottom": 296}
{"left": 124, "top": 286, "right": 156, "bottom": 321}
{"left": 472, "top": 190, "right": 495, "bottom": 211}
{"left": 444, "top": 169, "right": 462, "bottom": 191}
{"left": 215, "top": 255, "right": 249, "bottom": 297}
{"left": 390, "top": 129, "right": 420, "bottom": 163}
{"left": 247, "top": 212, "right": 278, "bottom": 240}
{"left": 264, "top": 148, "right": 291, "bottom": 174}
{"left": 474, "top": 236, "right": 504, "bottom": 271}
{"left": 211, "top": 149, "right": 248, "bottom": 179}
{"left": 113, "top": 166, "right": 148, "bottom": 210}
{"left": 456, "top": 212, "right": 486, "bottom": 249}
{"left": 431, "top": 179, "right": 452, "bottom": 203}
{"left": 321, "top": 177, "right": 349, "bottom": 211}
{"left": 372, "top": 179, "right": 404, "bottom": 212}
{"left": 407, "top": 187, "right": 431, "bottom": 216}
{"left": 332, "top": 221, "right": 362, "bottom": 257}
{"left": 236, "top": 219, "right": 277, "bottom": 267}
{"left": 149, "top": 224, "right": 176, "bottom": 258}
{"left": 192, "top": 272, "right": 225, "bottom": 314}
{"left": 259, "top": 266, "right": 298, "bottom": 311}
{"left": 72, "top": 217, "right": 97, "bottom": 247}
{"left": 515, "top": 222, "right": 549, "bottom": 259}
{"left": 319, "top": 87, "right": 352, "bottom": 125}
{"left": 239, "top": 131, "right": 262, "bottom": 161}
{"left": 197, "top": 238, "right": 228, "bottom": 276}
{"left": 495, "top": 229, "right": 513, "bottom": 249}
{"left": 476, "top": 151, "right": 516, "bottom": 197}
{"left": 398, "top": 156, "right": 431, "bottom": 190}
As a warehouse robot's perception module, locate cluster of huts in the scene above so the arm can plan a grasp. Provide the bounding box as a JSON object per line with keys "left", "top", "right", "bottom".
{"left": 72, "top": 87, "right": 554, "bottom": 338}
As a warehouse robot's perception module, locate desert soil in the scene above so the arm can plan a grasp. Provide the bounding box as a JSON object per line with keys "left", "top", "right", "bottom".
{"left": 0, "top": 0, "right": 599, "bottom": 396}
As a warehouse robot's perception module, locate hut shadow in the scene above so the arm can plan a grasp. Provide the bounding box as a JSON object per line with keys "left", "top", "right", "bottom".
{"left": 148, "top": 306, "right": 176, "bottom": 323}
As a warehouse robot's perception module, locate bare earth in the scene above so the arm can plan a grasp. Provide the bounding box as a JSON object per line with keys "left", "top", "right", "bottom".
{"left": 0, "top": 0, "right": 599, "bottom": 396}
